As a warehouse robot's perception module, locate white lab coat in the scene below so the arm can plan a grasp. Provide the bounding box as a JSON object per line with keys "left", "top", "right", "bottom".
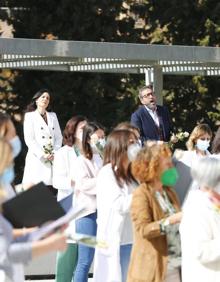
{"left": 71, "top": 154, "right": 103, "bottom": 219}
{"left": 93, "top": 164, "right": 136, "bottom": 282}
{"left": 179, "top": 150, "right": 211, "bottom": 168}
{"left": 22, "top": 110, "right": 62, "bottom": 186}
{"left": 180, "top": 189, "right": 220, "bottom": 282}
{"left": 53, "top": 145, "right": 78, "bottom": 201}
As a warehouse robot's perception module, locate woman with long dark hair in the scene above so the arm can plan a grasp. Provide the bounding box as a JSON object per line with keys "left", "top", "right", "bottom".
{"left": 22, "top": 89, "right": 62, "bottom": 194}
{"left": 72, "top": 121, "right": 104, "bottom": 282}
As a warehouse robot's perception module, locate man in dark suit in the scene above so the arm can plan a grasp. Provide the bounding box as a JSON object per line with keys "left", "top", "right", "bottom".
{"left": 131, "top": 84, "right": 172, "bottom": 143}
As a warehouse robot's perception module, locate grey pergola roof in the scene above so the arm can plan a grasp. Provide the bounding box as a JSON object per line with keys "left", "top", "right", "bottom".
{"left": 1, "top": 37, "right": 220, "bottom": 76}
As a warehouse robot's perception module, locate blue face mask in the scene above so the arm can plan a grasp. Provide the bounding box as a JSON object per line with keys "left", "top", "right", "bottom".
{"left": 9, "top": 136, "right": 22, "bottom": 158}
{"left": 196, "top": 139, "right": 210, "bottom": 151}
{"left": 0, "top": 166, "right": 15, "bottom": 185}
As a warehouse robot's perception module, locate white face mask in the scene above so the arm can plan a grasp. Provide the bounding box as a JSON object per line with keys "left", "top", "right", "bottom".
{"left": 127, "top": 143, "right": 142, "bottom": 161}
{"left": 196, "top": 139, "right": 210, "bottom": 151}
{"left": 97, "top": 138, "right": 106, "bottom": 148}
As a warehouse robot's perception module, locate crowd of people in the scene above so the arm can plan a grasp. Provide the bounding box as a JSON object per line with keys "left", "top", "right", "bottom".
{"left": 0, "top": 86, "right": 220, "bottom": 282}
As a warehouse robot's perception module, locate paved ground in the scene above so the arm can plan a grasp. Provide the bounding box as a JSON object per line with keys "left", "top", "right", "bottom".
{"left": 25, "top": 279, "right": 93, "bottom": 281}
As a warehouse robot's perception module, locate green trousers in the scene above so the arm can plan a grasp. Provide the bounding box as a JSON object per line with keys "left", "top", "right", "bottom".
{"left": 55, "top": 243, "right": 78, "bottom": 282}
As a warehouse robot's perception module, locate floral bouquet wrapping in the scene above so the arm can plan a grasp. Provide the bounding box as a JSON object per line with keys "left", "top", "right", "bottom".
{"left": 43, "top": 141, "right": 54, "bottom": 165}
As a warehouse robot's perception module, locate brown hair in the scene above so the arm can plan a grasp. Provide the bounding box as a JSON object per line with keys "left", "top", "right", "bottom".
{"left": 212, "top": 126, "right": 220, "bottom": 154}
{"left": 0, "top": 113, "right": 10, "bottom": 138}
{"left": 114, "top": 122, "right": 140, "bottom": 138}
{"left": 186, "top": 124, "right": 212, "bottom": 151}
{"left": 82, "top": 122, "right": 102, "bottom": 160}
{"left": 63, "top": 115, "right": 87, "bottom": 146}
{"left": 132, "top": 141, "right": 171, "bottom": 184}
{"left": 104, "top": 129, "right": 137, "bottom": 187}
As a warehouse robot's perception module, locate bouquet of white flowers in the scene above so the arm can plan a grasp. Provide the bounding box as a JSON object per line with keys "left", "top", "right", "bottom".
{"left": 169, "top": 131, "right": 189, "bottom": 149}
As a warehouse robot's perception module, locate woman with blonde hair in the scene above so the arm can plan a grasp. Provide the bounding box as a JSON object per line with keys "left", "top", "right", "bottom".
{"left": 179, "top": 123, "right": 212, "bottom": 167}
{"left": 127, "top": 142, "right": 181, "bottom": 282}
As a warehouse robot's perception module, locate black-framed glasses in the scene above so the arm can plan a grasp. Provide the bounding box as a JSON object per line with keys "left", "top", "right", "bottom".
{"left": 141, "top": 92, "right": 154, "bottom": 99}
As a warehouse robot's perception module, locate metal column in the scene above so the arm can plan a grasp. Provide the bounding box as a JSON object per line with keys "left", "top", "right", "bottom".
{"left": 153, "top": 66, "right": 163, "bottom": 105}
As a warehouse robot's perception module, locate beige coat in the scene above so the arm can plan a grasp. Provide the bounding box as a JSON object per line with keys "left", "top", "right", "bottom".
{"left": 127, "top": 184, "right": 180, "bottom": 282}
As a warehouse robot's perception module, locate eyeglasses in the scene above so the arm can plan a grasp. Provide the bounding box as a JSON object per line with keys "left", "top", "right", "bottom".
{"left": 141, "top": 92, "right": 154, "bottom": 99}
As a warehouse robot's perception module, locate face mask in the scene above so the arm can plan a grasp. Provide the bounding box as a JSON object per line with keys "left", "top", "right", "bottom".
{"left": 127, "top": 143, "right": 142, "bottom": 161}
{"left": 9, "top": 135, "right": 22, "bottom": 158}
{"left": 196, "top": 139, "right": 210, "bottom": 151}
{"left": 161, "top": 167, "right": 179, "bottom": 187}
{"left": 0, "top": 166, "right": 15, "bottom": 185}
{"left": 96, "top": 138, "right": 106, "bottom": 149}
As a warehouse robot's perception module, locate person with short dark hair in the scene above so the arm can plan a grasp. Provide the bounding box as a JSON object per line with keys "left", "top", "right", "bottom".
{"left": 131, "top": 85, "right": 172, "bottom": 143}
{"left": 22, "top": 89, "right": 62, "bottom": 195}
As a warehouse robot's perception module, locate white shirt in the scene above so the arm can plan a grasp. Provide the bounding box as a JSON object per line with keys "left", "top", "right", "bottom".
{"left": 53, "top": 145, "right": 78, "bottom": 201}
{"left": 144, "top": 105, "right": 159, "bottom": 127}
{"left": 179, "top": 150, "right": 211, "bottom": 168}
{"left": 71, "top": 154, "right": 103, "bottom": 219}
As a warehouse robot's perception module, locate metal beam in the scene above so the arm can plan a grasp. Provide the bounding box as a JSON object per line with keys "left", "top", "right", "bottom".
{"left": 1, "top": 38, "right": 220, "bottom": 63}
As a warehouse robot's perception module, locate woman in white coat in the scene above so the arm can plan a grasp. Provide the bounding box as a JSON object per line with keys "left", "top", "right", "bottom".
{"left": 180, "top": 157, "right": 220, "bottom": 282}
{"left": 93, "top": 129, "right": 138, "bottom": 282}
{"left": 179, "top": 123, "right": 212, "bottom": 168}
{"left": 22, "top": 89, "right": 62, "bottom": 194}
{"left": 53, "top": 115, "right": 87, "bottom": 282}
{"left": 176, "top": 123, "right": 212, "bottom": 195}
{"left": 72, "top": 122, "right": 104, "bottom": 282}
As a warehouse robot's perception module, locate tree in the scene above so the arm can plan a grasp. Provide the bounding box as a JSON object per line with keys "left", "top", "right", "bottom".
{"left": 130, "top": 0, "right": 220, "bottom": 137}
{"left": 1, "top": 1, "right": 141, "bottom": 182}
{"left": 2, "top": 0, "right": 220, "bottom": 182}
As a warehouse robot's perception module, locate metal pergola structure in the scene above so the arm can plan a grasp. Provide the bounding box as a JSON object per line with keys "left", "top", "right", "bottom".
{"left": 1, "top": 37, "right": 220, "bottom": 104}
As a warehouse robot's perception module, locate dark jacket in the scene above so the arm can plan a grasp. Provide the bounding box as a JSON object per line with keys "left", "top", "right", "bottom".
{"left": 131, "top": 105, "right": 172, "bottom": 143}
